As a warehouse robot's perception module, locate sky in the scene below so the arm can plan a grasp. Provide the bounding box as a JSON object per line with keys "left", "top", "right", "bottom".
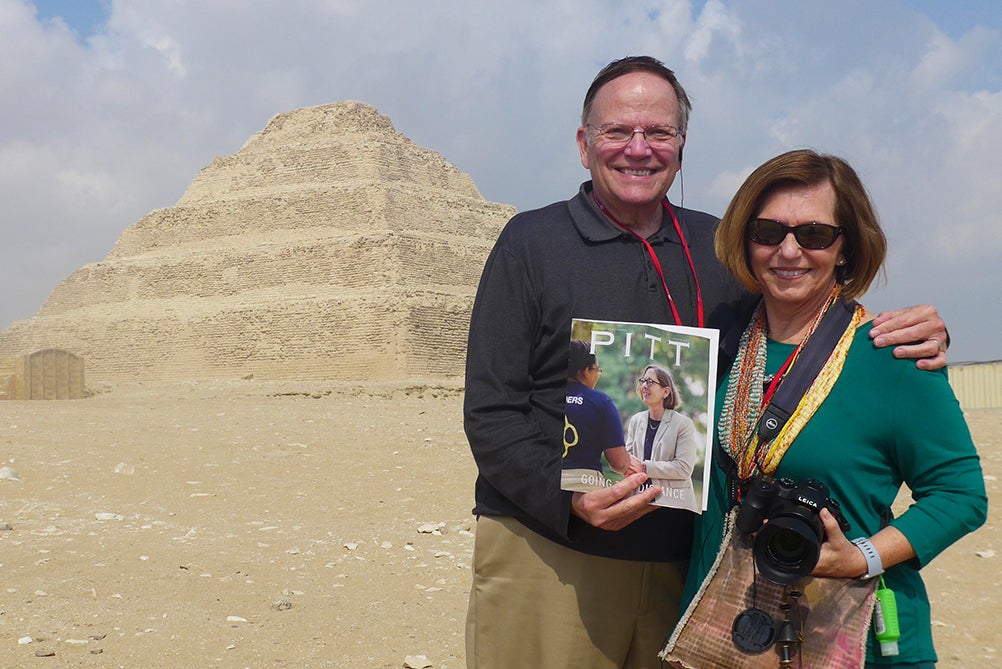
{"left": 4, "top": 0, "right": 1001, "bottom": 363}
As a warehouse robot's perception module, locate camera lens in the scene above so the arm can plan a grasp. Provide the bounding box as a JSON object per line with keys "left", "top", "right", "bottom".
{"left": 753, "top": 516, "right": 822, "bottom": 585}
{"left": 766, "top": 527, "right": 810, "bottom": 566}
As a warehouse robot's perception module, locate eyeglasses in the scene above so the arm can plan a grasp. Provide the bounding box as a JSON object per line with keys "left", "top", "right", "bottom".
{"left": 748, "top": 218, "right": 843, "bottom": 250}
{"left": 586, "top": 123, "right": 681, "bottom": 149}
{"left": 637, "top": 377, "right": 665, "bottom": 387}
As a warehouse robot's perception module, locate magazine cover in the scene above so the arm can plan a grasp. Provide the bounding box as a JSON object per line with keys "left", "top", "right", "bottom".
{"left": 561, "top": 318, "right": 719, "bottom": 512}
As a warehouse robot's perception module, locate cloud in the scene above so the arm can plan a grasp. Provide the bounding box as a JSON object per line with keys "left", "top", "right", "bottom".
{"left": 912, "top": 25, "right": 999, "bottom": 90}
{"left": 934, "top": 89, "right": 1002, "bottom": 255}
{"left": 684, "top": 0, "right": 740, "bottom": 65}
{"left": 0, "top": 0, "right": 999, "bottom": 361}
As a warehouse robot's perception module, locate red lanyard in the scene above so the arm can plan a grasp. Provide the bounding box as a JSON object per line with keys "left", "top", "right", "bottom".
{"left": 762, "top": 349, "right": 797, "bottom": 408}
{"left": 592, "top": 195, "right": 705, "bottom": 327}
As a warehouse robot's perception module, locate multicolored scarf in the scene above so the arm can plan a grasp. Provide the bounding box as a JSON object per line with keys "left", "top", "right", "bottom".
{"left": 717, "top": 285, "right": 864, "bottom": 480}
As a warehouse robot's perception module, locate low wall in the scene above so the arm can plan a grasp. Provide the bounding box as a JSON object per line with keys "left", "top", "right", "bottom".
{"left": 949, "top": 360, "right": 1002, "bottom": 411}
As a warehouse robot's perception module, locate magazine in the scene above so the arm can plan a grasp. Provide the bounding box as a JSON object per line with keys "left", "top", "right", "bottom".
{"left": 561, "top": 318, "right": 718, "bottom": 512}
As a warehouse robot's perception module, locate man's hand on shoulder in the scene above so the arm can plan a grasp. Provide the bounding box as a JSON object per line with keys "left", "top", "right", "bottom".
{"left": 571, "top": 473, "right": 661, "bottom": 531}
{"left": 869, "top": 304, "right": 948, "bottom": 371}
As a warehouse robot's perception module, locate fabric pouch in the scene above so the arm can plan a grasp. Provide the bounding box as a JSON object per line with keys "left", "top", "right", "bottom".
{"left": 661, "top": 509, "right": 877, "bottom": 669}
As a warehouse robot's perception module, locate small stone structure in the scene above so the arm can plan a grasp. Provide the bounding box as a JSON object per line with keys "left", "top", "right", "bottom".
{"left": 0, "top": 102, "right": 514, "bottom": 383}
{"left": 0, "top": 349, "right": 84, "bottom": 400}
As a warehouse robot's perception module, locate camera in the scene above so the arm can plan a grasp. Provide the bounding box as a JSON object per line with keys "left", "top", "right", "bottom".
{"left": 735, "top": 476, "right": 850, "bottom": 585}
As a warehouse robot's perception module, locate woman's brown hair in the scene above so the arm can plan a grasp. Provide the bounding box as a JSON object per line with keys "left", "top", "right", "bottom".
{"left": 715, "top": 149, "right": 886, "bottom": 302}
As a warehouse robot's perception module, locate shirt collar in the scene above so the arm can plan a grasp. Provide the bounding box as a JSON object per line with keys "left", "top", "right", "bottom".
{"left": 569, "top": 182, "right": 681, "bottom": 245}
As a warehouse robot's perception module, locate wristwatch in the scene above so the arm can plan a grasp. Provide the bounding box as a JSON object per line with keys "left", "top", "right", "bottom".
{"left": 851, "top": 537, "right": 884, "bottom": 579}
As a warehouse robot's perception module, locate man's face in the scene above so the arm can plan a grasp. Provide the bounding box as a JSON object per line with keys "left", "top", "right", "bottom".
{"left": 576, "top": 72, "right": 684, "bottom": 221}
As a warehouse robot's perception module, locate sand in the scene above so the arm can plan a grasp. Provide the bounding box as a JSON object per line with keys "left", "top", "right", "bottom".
{"left": 0, "top": 381, "right": 998, "bottom": 668}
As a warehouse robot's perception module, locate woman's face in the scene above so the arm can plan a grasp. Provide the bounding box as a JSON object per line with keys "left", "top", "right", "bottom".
{"left": 638, "top": 368, "right": 669, "bottom": 408}
{"left": 748, "top": 181, "right": 845, "bottom": 312}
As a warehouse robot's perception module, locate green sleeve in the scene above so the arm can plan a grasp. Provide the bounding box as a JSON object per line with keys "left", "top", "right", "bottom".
{"left": 886, "top": 365, "right": 987, "bottom": 566}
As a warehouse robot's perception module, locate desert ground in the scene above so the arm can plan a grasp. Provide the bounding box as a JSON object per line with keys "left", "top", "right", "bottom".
{"left": 0, "top": 380, "right": 998, "bottom": 668}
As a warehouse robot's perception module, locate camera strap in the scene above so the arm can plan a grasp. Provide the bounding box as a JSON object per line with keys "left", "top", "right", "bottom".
{"left": 756, "top": 298, "right": 857, "bottom": 441}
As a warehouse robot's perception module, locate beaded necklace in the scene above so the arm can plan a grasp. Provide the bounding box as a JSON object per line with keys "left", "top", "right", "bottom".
{"left": 717, "top": 285, "right": 863, "bottom": 481}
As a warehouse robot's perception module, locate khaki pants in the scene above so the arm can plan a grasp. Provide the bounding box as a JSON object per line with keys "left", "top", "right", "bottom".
{"left": 466, "top": 515, "right": 685, "bottom": 669}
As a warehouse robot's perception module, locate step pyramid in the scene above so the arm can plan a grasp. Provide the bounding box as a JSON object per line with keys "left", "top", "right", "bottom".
{"left": 0, "top": 102, "right": 514, "bottom": 383}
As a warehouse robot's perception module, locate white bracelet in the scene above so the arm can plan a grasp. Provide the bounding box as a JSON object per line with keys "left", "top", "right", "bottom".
{"left": 851, "top": 537, "right": 884, "bottom": 579}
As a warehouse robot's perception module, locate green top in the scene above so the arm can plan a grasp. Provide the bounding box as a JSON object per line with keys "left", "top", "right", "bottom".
{"left": 685, "top": 323, "right": 987, "bottom": 665}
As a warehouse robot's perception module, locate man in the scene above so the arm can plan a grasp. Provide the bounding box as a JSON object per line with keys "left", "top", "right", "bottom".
{"left": 463, "top": 56, "right": 948, "bottom": 669}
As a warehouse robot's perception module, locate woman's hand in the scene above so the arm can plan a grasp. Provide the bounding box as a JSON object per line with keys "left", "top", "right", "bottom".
{"left": 811, "top": 508, "right": 868, "bottom": 578}
{"left": 626, "top": 456, "right": 646, "bottom": 476}
{"left": 812, "top": 509, "right": 918, "bottom": 579}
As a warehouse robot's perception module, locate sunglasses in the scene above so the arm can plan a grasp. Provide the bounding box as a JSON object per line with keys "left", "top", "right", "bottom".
{"left": 748, "top": 218, "right": 843, "bottom": 250}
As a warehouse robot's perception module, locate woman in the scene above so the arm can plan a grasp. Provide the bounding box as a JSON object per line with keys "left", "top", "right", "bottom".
{"left": 624, "top": 364, "right": 700, "bottom": 512}
{"left": 683, "top": 150, "right": 986, "bottom": 667}
{"left": 561, "top": 339, "right": 631, "bottom": 492}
